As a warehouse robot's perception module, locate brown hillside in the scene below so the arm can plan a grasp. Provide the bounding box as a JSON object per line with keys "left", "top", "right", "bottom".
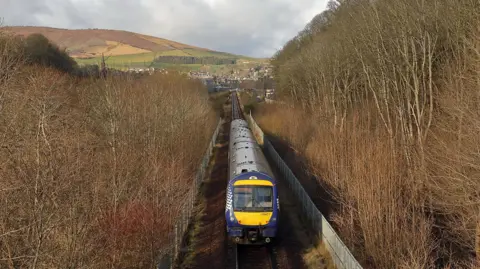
{"left": 4, "top": 26, "right": 210, "bottom": 58}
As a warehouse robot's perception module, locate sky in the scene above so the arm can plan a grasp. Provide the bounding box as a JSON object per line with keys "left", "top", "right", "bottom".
{"left": 0, "top": 0, "right": 328, "bottom": 57}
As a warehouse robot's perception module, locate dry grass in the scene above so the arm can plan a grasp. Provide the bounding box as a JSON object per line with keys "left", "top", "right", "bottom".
{"left": 0, "top": 32, "right": 216, "bottom": 268}
{"left": 87, "top": 41, "right": 151, "bottom": 56}
{"left": 261, "top": 0, "right": 480, "bottom": 268}
{"left": 4, "top": 26, "right": 210, "bottom": 58}
{"left": 303, "top": 241, "right": 335, "bottom": 269}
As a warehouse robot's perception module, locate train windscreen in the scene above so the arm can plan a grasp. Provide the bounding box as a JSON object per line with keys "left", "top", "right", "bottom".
{"left": 233, "top": 186, "right": 273, "bottom": 212}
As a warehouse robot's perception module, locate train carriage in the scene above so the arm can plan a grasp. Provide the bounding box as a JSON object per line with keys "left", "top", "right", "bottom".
{"left": 225, "top": 93, "right": 279, "bottom": 245}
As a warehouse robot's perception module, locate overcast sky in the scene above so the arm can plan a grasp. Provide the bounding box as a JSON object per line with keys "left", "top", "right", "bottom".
{"left": 1, "top": 0, "right": 328, "bottom": 57}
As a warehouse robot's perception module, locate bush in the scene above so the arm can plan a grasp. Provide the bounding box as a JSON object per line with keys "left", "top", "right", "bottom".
{"left": 0, "top": 32, "right": 216, "bottom": 268}
{"left": 0, "top": 32, "right": 25, "bottom": 84}
{"left": 24, "top": 33, "right": 78, "bottom": 73}
{"left": 262, "top": 0, "right": 480, "bottom": 267}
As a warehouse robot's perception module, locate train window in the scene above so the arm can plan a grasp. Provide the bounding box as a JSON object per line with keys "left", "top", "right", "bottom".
{"left": 233, "top": 186, "right": 273, "bottom": 212}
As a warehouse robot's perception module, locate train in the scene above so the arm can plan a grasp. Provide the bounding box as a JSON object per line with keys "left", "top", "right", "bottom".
{"left": 225, "top": 93, "right": 279, "bottom": 245}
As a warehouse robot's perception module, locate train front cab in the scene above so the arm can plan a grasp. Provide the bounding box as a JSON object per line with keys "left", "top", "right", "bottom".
{"left": 226, "top": 174, "right": 279, "bottom": 245}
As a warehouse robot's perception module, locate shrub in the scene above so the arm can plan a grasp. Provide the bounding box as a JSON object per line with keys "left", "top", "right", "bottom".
{"left": 0, "top": 32, "right": 216, "bottom": 268}
{"left": 24, "top": 33, "right": 78, "bottom": 73}
{"left": 261, "top": 0, "right": 480, "bottom": 267}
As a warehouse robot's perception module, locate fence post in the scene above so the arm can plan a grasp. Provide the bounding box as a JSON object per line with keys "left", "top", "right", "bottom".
{"left": 182, "top": 213, "right": 186, "bottom": 234}
{"left": 188, "top": 194, "right": 192, "bottom": 220}
{"left": 174, "top": 223, "right": 178, "bottom": 257}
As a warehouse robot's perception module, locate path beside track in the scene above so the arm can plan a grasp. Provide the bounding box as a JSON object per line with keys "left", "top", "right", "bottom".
{"left": 175, "top": 100, "right": 231, "bottom": 269}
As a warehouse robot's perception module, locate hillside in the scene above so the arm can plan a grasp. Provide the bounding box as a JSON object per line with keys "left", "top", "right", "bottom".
{"left": 4, "top": 26, "right": 258, "bottom": 70}
{"left": 4, "top": 26, "right": 212, "bottom": 58}
{"left": 258, "top": 0, "right": 480, "bottom": 268}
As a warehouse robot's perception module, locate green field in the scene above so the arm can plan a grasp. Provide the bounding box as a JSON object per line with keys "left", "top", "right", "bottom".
{"left": 74, "top": 48, "right": 267, "bottom": 73}
{"left": 75, "top": 52, "right": 154, "bottom": 67}
{"left": 147, "top": 63, "right": 240, "bottom": 73}
{"left": 75, "top": 49, "right": 258, "bottom": 67}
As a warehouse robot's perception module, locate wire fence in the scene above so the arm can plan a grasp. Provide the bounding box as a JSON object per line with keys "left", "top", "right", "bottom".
{"left": 157, "top": 118, "right": 224, "bottom": 269}
{"left": 246, "top": 112, "right": 363, "bottom": 269}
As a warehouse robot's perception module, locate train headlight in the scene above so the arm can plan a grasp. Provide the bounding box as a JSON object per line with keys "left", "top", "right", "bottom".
{"left": 228, "top": 210, "right": 237, "bottom": 223}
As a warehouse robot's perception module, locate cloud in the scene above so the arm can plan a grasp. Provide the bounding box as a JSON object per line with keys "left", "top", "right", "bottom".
{"left": 0, "top": 0, "right": 328, "bottom": 57}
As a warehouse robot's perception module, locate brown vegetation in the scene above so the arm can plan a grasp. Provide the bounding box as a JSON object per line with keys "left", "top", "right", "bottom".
{"left": 4, "top": 26, "right": 210, "bottom": 58}
{"left": 0, "top": 31, "right": 216, "bottom": 268}
{"left": 176, "top": 109, "right": 230, "bottom": 269}
{"left": 257, "top": 0, "right": 480, "bottom": 268}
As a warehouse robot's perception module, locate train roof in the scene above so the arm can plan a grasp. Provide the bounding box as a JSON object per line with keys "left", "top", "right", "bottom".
{"left": 230, "top": 118, "right": 249, "bottom": 126}
{"left": 230, "top": 120, "right": 250, "bottom": 132}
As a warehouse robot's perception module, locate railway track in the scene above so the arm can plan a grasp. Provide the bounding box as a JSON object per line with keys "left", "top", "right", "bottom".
{"left": 235, "top": 244, "right": 278, "bottom": 269}
{"left": 231, "top": 92, "right": 243, "bottom": 120}
{"left": 226, "top": 92, "right": 318, "bottom": 269}
{"left": 230, "top": 92, "right": 278, "bottom": 269}
{"left": 177, "top": 92, "right": 319, "bottom": 268}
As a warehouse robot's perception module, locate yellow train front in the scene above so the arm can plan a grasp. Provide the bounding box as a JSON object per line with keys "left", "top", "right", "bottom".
{"left": 225, "top": 118, "right": 279, "bottom": 245}
{"left": 226, "top": 172, "right": 279, "bottom": 244}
